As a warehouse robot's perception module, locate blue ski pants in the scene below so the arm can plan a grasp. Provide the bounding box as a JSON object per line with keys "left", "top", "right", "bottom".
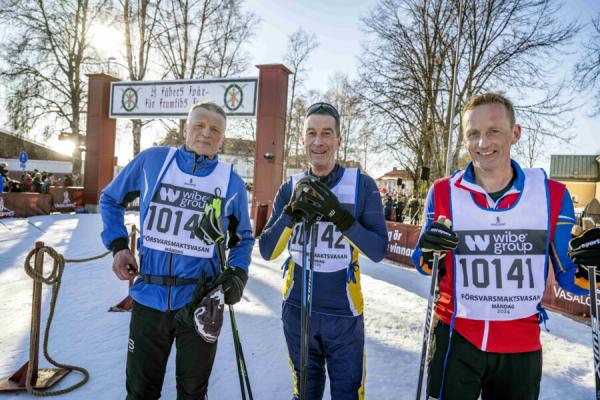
{"left": 282, "top": 302, "right": 365, "bottom": 400}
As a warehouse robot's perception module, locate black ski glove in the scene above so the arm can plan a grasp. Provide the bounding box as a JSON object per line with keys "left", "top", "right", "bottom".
{"left": 298, "top": 179, "right": 355, "bottom": 231}
{"left": 213, "top": 267, "right": 248, "bottom": 305}
{"left": 196, "top": 207, "right": 224, "bottom": 245}
{"left": 283, "top": 177, "right": 312, "bottom": 223}
{"left": 569, "top": 227, "right": 600, "bottom": 270}
{"left": 288, "top": 175, "right": 321, "bottom": 223}
{"left": 418, "top": 218, "right": 458, "bottom": 254}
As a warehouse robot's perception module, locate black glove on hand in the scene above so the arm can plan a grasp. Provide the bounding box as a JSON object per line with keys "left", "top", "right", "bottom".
{"left": 418, "top": 218, "right": 458, "bottom": 254}
{"left": 213, "top": 267, "right": 248, "bottom": 305}
{"left": 195, "top": 207, "right": 224, "bottom": 245}
{"left": 299, "top": 179, "right": 354, "bottom": 231}
{"left": 569, "top": 227, "right": 600, "bottom": 268}
{"left": 288, "top": 175, "right": 321, "bottom": 223}
{"left": 283, "top": 178, "right": 312, "bottom": 222}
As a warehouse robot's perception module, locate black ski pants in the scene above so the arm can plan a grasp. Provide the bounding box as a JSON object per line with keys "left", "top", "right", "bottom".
{"left": 427, "top": 319, "right": 542, "bottom": 400}
{"left": 126, "top": 301, "right": 218, "bottom": 400}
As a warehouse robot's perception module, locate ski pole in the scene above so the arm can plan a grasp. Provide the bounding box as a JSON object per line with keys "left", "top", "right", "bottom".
{"left": 299, "top": 219, "right": 310, "bottom": 400}
{"left": 588, "top": 264, "right": 600, "bottom": 400}
{"left": 212, "top": 210, "right": 253, "bottom": 400}
{"left": 415, "top": 216, "right": 448, "bottom": 400}
{"left": 299, "top": 218, "right": 318, "bottom": 400}
{"left": 197, "top": 199, "right": 253, "bottom": 400}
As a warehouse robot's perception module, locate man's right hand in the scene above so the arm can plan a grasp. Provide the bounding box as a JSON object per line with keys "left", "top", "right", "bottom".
{"left": 285, "top": 175, "right": 321, "bottom": 223}
{"left": 112, "top": 248, "right": 139, "bottom": 280}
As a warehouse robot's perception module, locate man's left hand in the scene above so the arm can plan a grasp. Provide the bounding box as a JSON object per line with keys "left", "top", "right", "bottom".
{"left": 300, "top": 180, "right": 355, "bottom": 231}
{"left": 213, "top": 267, "right": 248, "bottom": 305}
{"left": 569, "top": 227, "right": 600, "bottom": 268}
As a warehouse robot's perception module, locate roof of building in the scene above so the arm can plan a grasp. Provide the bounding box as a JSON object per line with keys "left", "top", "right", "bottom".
{"left": 0, "top": 129, "right": 72, "bottom": 161}
{"left": 376, "top": 167, "right": 412, "bottom": 181}
{"left": 549, "top": 155, "right": 600, "bottom": 182}
{"left": 222, "top": 138, "right": 254, "bottom": 157}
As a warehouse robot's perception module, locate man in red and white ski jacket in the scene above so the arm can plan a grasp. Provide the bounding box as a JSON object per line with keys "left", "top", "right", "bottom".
{"left": 412, "top": 92, "right": 591, "bottom": 400}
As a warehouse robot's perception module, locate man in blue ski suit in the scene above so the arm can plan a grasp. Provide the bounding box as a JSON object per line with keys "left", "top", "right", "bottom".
{"left": 259, "top": 102, "right": 388, "bottom": 399}
{"left": 100, "top": 102, "right": 254, "bottom": 399}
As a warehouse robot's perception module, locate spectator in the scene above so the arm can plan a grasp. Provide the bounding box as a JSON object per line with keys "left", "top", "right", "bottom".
{"left": 394, "top": 194, "right": 405, "bottom": 222}
{"left": 22, "top": 174, "right": 34, "bottom": 192}
{"left": 384, "top": 194, "right": 393, "bottom": 220}
{"left": 0, "top": 162, "right": 8, "bottom": 193}
{"left": 33, "top": 172, "right": 43, "bottom": 193}
{"left": 63, "top": 174, "right": 74, "bottom": 187}
{"left": 406, "top": 195, "right": 420, "bottom": 224}
{"left": 42, "top": 173, "right": 54, "bottom": 193}
{"left": 8, "top": 179, "right": 21, "bottom": 192}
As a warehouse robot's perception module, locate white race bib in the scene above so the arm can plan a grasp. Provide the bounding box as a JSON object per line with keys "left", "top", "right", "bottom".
{"left": 288, "top": 169, "right": 358, "bottom": 272}
{"left": 142, "top": 153, "right": 231, "bottom": 258}
{"left": 451, "top": 168, "right": 549, "bottom": 321}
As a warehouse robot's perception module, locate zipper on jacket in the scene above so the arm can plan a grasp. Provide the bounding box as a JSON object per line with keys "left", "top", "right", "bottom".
{"left": 167, "top": 253, "right": 173, "bottom": 311}
{"left": 192, "top": 153, "right": 201, "bottom": 174}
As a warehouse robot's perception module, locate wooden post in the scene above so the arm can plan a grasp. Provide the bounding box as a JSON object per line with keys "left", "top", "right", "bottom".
{"left": 251, "top": 64, "right": 291, "bottom": 236}
{"left": 0, "top": 242, "right": 70, "bottom": 392}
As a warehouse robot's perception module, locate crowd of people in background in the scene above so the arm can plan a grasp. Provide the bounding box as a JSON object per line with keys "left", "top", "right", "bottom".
{"left": 0, "top": 162, "right": 74, "bottom": 193}
{"left": 382, "top": 190, "right": 422, "bottom": 224}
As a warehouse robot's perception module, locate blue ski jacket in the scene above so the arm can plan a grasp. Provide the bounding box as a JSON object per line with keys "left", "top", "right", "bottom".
{"left": 259, "top": 165, "right": 388, "bottom": 316}
{"left": 100, "top": 145, "right": 254, "bottom": 312}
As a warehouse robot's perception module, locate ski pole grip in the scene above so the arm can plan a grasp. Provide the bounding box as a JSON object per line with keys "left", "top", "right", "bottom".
{"left": 433, "top": 216, "right": 452, "bottom": 256}
{"left": 436, "top": 215, "right": 452, "bottom": 228}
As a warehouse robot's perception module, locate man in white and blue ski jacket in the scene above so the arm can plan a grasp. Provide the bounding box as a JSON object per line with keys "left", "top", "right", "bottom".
{"left": 259, "top": 102, "right": 388, "bottom": 400}
{"left": 100, "top": 102, "right": 254, "bottom": 400}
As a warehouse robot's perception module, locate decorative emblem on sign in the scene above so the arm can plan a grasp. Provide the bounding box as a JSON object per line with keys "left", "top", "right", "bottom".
{"left": 122, "top": 87, "right": 138, "bottom": 112}
{"left": 223, "top": 84, "right": 243, "bottom": 111}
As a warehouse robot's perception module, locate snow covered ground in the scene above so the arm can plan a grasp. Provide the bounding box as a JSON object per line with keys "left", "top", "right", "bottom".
{"left": 0, "top": 213, "right": 596, "bottom": 399}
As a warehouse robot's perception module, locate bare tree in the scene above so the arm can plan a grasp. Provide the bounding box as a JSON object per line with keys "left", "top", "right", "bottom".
{"left": 359, "top": 0, "right": 578, "bottom": 181}
{"left": 283, "top": 29, "right": 319, "bottom": 178}
{"left": 155, "top": 0, "right": 259, "bottom": 143}
{"left": 0, "top": 0, "right": 108, "bottom": 182}
{"left": 324, "top": 73, "right": 367, "bottom": 164}
{"left": 574, "top": 14, "right": 600, "bottom": 116}
{"left": 119, "top": 0, "right": 162, "bottom": 155}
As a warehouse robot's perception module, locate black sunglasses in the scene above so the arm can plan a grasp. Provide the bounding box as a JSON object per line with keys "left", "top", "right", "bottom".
{"left": 306, "top": 102, "right": 340, "bottom": 122}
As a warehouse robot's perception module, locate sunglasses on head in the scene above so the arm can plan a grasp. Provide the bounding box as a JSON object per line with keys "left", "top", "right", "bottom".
{"left": 306, "top": 102, "right": 340, "bottom": 122}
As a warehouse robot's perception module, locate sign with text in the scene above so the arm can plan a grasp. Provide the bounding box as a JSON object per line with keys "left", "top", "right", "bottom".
{"left": 109, "top": 78, "right": 258, "bottom": 118}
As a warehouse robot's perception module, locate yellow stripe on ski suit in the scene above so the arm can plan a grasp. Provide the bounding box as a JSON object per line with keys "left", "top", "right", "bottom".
{"left": 283, "top": 259, "right": 296, "bottom": 300}
{"left": 269, "top": 226, "right": 293, "bottom": 260}
{"left": 359, "top": 346, "right": 366, "bottom": 399}
{"left": 288, "top": 357, "right": 299, "bottom": 397}
{"left": 346, "top": 247, "right": 364, "bottom": 316}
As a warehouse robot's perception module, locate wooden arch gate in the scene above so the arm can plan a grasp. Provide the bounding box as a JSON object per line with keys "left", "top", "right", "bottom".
{"left": 83, "top": 64, "right": 291, "bottom": 234}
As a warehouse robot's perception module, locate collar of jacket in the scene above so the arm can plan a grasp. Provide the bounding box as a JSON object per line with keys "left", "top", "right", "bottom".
{"left": 455, "top": 159, "right": 524, "bottom": 197}
{"left": 307, "top": 163, "right": 344, "bottom": 187}
{"left": 176, "top": 144, "right": 220, "bottom": 176}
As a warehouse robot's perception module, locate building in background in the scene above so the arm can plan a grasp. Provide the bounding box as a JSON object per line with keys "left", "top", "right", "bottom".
{"left": 549, "top": 154, "right": 600, "bottom": 215}
{"left": 219, "top": 138, "right": 254, "bottom": 183}
{"left": 376, "top": 167, "right": 414, "bottom": 195}
{"left": 0, "top": 129, "right": 73, "bottom": 179}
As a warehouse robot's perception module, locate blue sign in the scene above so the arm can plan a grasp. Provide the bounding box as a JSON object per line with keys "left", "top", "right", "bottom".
{"left": 19, "top": 151, "right": 28, "bottom": 164}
